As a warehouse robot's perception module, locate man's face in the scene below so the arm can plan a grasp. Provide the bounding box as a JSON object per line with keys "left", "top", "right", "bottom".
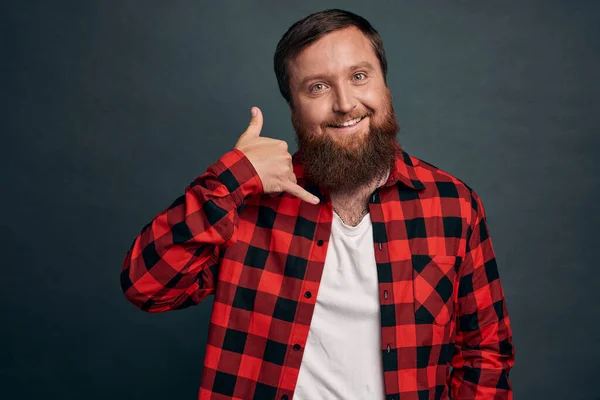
{"left": 288, "top": 26, "right": 399, "bottom": 193}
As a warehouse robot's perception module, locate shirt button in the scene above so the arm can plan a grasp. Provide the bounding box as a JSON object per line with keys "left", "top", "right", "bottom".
{"left": 304, "top": 291, "right": 312, "bottom": 299}
{"left": 317, "top": 240, "right": 324, "bottom": 246}
{"left": 293, "top": 344, "right": 301, "bottom": 351}
{"left": 384, "top": 290, "right": 388, "bottom": 300}
{"left": 386, "top": 344, "right": 391, "bottom": 353}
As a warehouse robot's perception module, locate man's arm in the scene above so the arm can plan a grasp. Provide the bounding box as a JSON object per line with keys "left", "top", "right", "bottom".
{"left": 120, "top": 148, "right": 262, "bottom": 312}
{"left": 120, "top": 107, "right": 318, "bottom": 313}
{"left": 450, "top": 190, "right": 515, "bottom": 399}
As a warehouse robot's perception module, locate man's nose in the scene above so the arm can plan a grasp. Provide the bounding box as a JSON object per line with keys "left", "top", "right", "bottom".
{"left": 332, "top": 85, "right": 356, "bottom": 114}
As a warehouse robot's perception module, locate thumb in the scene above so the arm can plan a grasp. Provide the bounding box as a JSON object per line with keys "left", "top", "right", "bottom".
{"left": 244, "top": 106, "right": 263, "bottom": 138}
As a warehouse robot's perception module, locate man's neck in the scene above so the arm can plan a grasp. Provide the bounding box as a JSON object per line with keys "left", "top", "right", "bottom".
{"left": 329, "top": 169, "right": 389, "bottom": 226}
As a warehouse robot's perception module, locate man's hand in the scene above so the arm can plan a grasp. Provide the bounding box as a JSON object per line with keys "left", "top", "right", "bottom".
{"left": 234, "top": 106, "right": 320, "bottom": 204}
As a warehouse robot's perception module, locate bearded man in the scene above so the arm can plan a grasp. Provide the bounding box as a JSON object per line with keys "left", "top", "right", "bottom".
{"left": 121, "top": 8, "right": 515, "bottom": 400}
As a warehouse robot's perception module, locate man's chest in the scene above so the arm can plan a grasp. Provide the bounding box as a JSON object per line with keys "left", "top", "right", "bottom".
{"left": 216, "top": 189, "right": 468, "bottom": 327}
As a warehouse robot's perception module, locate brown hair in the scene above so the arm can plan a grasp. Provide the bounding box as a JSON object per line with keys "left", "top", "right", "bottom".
{"left": 274, "top": 9, "right": 388, "bottom": 107}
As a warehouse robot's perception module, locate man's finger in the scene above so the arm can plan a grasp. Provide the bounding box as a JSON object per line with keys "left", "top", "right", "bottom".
{"left": 243, "top": 106, "right": 263, "bottom": 138}
{"left": 281, "top": 181, "right": 320, "bottom": 204}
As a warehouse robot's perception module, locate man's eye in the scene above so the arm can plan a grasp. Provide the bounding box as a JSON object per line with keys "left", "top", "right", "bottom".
{"left": 310, "top": 83, "right": 325, "bottom": 92}
{"left": 354, "top": 73, "right": 366, "bottom": 81}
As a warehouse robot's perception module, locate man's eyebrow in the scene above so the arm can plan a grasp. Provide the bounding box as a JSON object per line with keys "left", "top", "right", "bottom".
{"left": 299, "top": 61, "right": 375, "bottom": 86}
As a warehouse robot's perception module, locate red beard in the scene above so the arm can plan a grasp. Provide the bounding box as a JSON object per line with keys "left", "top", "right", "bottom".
{"left": 292, "top": 88, "right": 400, "bottom": 193}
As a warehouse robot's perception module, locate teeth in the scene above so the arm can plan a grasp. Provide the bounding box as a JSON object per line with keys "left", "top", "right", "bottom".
{"left": 334, "top": 116, "right": 363, "bottom": 127}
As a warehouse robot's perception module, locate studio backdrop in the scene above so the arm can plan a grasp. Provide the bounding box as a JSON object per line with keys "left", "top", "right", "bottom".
{"left": 2, "top": 1, "right": 599, "bottom": 399}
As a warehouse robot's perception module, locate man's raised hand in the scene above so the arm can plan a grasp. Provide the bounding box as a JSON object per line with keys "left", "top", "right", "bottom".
{"left": 234, "top": 106, "right": 320, "bottom": 204}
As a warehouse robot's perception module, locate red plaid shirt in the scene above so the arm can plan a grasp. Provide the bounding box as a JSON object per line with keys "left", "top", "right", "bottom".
{"left": 121, "top": 141, "right": 515, "bottom": 400}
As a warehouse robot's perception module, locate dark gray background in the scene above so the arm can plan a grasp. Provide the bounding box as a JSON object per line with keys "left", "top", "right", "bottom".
{"left": 2, "top": 0, "right": 599, "bottom": 399}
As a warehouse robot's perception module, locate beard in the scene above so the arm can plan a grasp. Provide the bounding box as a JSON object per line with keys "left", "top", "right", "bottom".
{"left": 291, "top": 88, "right": 399, "bottom": 194}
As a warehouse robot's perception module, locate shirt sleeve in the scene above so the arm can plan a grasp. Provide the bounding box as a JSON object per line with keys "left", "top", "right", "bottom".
{"left": 450, "top": 189, "right": 515, "bottom": 399}
{"left": 120, "top": 149, "right": 263, "bottom": 312}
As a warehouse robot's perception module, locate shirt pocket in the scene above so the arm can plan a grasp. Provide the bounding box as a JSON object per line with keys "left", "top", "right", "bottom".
{"left": 412, "top": 255, "right": 460, "bottom": 326}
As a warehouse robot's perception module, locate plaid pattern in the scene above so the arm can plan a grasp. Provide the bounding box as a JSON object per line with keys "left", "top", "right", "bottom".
{"left": 121, "top": 141, "right": 515, "bottom": 400}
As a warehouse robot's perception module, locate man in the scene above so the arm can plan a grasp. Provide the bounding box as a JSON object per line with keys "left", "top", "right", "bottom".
{"left": 121, "top": 8, "right": 515, "bottom": 400}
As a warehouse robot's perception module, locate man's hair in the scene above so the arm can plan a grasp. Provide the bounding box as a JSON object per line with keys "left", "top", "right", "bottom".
{"left": 274, "top": 9, "right": 388, "bottom": 107}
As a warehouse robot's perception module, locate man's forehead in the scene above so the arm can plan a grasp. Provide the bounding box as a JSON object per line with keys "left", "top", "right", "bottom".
{"left": 289, "top": 27, "right": 377, "bottom": 79}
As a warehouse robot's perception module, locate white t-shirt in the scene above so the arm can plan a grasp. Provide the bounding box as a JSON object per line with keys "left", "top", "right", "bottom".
{"left": 293, "top": 210, "right": 386, "bottom": 400}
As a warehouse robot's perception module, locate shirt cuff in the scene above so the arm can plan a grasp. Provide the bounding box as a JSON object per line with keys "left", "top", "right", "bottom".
{"left": 207, "top": 148, "right": 264, "bottom": 206}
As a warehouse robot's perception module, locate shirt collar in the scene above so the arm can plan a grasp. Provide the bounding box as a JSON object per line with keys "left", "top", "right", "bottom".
{"left": 291, "top": 141, "right": 425, "bottom": 192}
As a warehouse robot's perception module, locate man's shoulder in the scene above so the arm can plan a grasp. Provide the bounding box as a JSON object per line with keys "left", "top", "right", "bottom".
{"left": 405, "top": 150, "right": 482, "bottom": 209}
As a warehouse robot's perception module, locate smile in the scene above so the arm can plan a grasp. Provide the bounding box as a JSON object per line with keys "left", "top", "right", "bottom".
{"left": 328, "top": 115, "right": 368, "bottom": 132}
{"left": 331, "top": 116, "right": 365, "bottom": 127}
